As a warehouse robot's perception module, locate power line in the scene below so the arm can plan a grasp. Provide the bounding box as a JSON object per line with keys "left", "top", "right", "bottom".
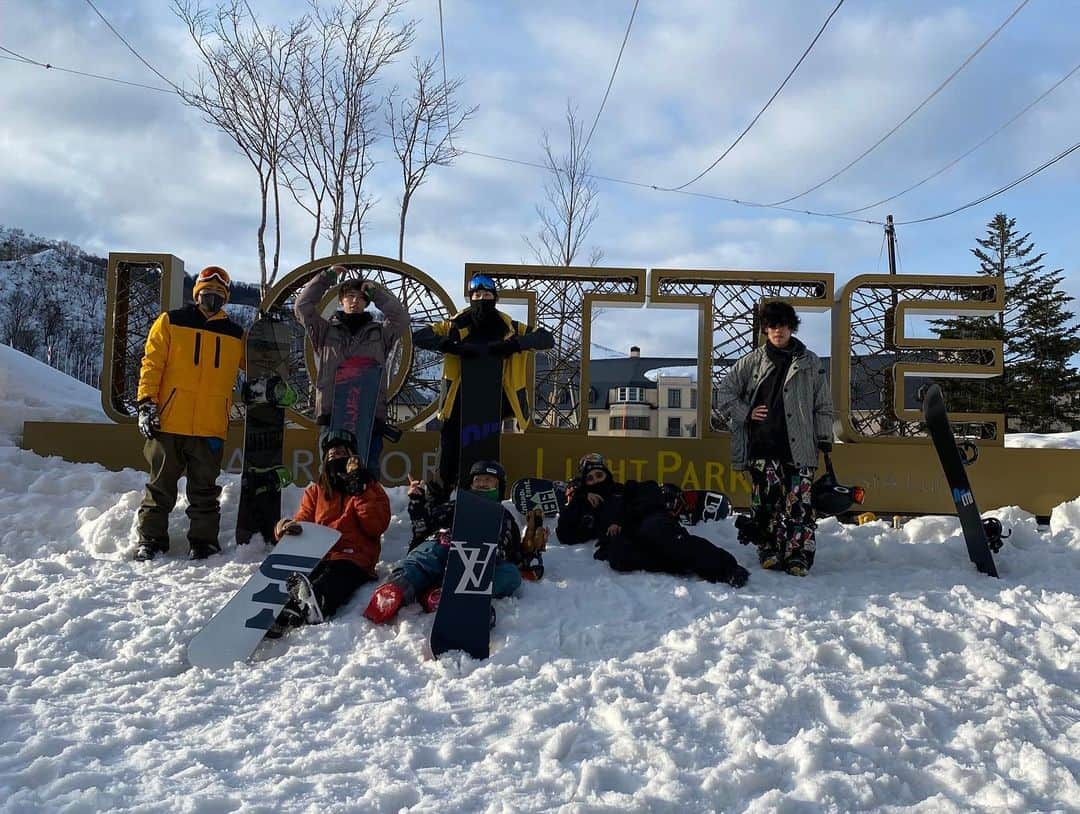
{"left": 0, "top": 43, "right": 174, "bottom": 93}
{"left": 766, "top": 0, "right": 1031, "bottom": 206}
{"left": 437, "top": 0, "right": 454, "bottom": 150}
{"left": 83, "top": 0, "right": 180, "bottom": 91}
{"left": 672, "top": 0, "right": 845, "bottom": 191}
{"left": 894, "top": 137, "right": 1080, "bottom": 225}
{"left": 583, "top": 0, "right": 640, "bottom": 153}
{"left": 829, "top": 58, "right": 1080, "bottom": 216}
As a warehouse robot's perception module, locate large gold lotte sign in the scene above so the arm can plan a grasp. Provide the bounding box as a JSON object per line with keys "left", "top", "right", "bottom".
{"left": 20, "top": 252, "right": 1079, "bottom": 518}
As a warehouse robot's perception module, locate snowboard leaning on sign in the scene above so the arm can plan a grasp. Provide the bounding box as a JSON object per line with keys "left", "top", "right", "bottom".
{"left": 236, "top": 309, "right": 294, "bottom": 546}
{"left": 329, "top": 356, "right": 382, "bottom": 471}
{"left": 187, "top": 522, "right": 341, "bottom": 668}
{"left": 921, "top": 383, "right": 1005, "bottom": 577}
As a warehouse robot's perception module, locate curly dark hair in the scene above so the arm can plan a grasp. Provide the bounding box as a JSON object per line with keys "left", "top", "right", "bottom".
{"left": 760, "top": 300, "right": 800, "bottom": 332}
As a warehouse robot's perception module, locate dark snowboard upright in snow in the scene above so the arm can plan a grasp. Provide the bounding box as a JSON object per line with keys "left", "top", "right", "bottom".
{"left": 921, "top": 383, "right": 998, "bottom": 578}
{"left": 429, "top": 489, "right": 504, "bottom": 660}
{"left": 236, "top": 310, "right": 294, "bottom": 546}
{"left": 330, "top": 356, "right": 382, "bottom": 464}
{"left": 456, "top": 355, "right": 504, "bottom": 486}
{"left": 511, "top": 477, "right": 567, "bottom": 518}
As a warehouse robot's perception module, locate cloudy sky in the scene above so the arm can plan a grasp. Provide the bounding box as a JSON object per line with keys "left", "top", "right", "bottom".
{"left": 2, "top": 0, "right": 1078, "bottom": 357}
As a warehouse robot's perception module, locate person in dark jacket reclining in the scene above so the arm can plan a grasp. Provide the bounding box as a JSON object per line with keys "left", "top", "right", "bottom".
{"left": 564, "top": 453, "right": 749, "bottom": 588}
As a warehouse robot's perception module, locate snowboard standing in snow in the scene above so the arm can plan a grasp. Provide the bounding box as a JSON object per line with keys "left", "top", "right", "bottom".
{"left": 921, "top": 383, "right": 999, "bottom": 577}
{"left": 511, "top": 477, "right": 567, "bottom": 518}
{"left": 429, "top": 489, "right": 505, "bottom": 660}
{"left": 187, "top": 522, "right": 341, "bottom": 668}
{"left": 236, "top": 310, "right": 294, "bottom": 546}
{"left": 456, "top": 355, "right": 504, "bottom": 486}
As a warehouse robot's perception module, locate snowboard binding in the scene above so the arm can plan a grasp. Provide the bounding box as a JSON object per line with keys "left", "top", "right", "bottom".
{"left": 243, "top": 465, "right": 293, "bottom": 496}
{"left": 242, "top": 375, "right": 299, "bottom": 408}
{"left": 981, "top": 517, "right": 1011, "bottom": 553}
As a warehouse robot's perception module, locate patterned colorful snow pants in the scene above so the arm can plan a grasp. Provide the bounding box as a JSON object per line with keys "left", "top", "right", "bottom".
{"left": 746, "top": 459, "right": 817, "bottom": 569}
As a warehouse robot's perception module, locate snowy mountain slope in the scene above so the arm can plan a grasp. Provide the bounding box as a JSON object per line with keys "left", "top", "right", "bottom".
{"left": 1, "top": 348, "right": 1079, "bottom": 812}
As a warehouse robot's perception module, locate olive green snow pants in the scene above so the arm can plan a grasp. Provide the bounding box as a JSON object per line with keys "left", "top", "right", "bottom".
{"left": 136, "top": 432, "right": 225, "bottom": 548}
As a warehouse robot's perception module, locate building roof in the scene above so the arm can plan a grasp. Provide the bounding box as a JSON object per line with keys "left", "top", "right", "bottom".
{"left": 588, "top": 355, "right": 697, "bottom": 409}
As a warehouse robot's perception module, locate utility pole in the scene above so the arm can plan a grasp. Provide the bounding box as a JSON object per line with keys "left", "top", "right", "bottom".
{"left": 885, "top": 214, "right": 897, "bottom": 275}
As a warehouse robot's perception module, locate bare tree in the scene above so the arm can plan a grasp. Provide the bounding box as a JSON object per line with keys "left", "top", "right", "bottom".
{"left": 174, "top": 0, "right": 307, "bottom": 292}
{"left": 525, "top": 103, "right": 603, "bottom": 267}
{"left": 285, "top": 0, "right": 415, "bottom": 260}
{"left": 387, "top": 55, "right": 476, "bottom": 261}
{"left": 1, "top": 287, "right": 38, "bottom": 352}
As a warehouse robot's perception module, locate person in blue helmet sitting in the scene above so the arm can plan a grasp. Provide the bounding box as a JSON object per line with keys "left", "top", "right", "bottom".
{"left": 363, "top": 460, "right": 543, "bottom": 623}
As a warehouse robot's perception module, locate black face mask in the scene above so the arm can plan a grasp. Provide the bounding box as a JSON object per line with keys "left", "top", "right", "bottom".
{"left": 338, "top": 311, "right": 373, "bottom": 333}
{"left": 199, "top": 293, "right": 225, "bottom": 315}
{"left": 469, "top": 299, "right": 497, "bottom": 319}
{"left": 325, "top": 456, "right": 349, "bottom": 487}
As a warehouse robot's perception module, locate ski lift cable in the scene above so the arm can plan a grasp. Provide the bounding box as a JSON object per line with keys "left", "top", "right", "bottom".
{"left": 893, "top": 137, "right": 1080, "bottom": 225}
{"left": 671, "top": 0, "right": 846, "bottom": 191}
{"left": 827, "top": 58, "right": 1080, "bottom": 216}
{"left": 83, "top": 0, "right": 181, "bottom": 92}
{"left": 765, "top": 0, "right": 1032, "bottom": 207}
{"left": 582, "top": 0, "right": 641, "bottom": 154}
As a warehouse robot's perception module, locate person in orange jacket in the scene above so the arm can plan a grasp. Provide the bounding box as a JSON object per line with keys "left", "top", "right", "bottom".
{"left": 134, "top": 266, "right": 245, "bottom": 562}
{"left": 268, "top": 431, "right": 391, "bottom": 636}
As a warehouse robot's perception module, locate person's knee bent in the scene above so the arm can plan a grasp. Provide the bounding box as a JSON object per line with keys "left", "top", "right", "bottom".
{"left": 492, "top": 562, "right": 522, "bottom": 597}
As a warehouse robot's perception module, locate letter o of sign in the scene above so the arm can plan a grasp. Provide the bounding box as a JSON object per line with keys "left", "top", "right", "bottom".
{"left": 259, "top": 254, "right": 457, "bottom": 431}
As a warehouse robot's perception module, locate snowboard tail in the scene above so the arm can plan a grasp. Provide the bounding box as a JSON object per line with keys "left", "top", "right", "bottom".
{"left": 921, "top": 384, "right": 998, "bottom": 577}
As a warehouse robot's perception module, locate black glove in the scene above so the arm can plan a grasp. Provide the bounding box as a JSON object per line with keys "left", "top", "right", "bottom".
{"left": 438, "top": 338, "right": 486, "bottom": 358}
{"left": 817, "top": 440, "right": 833, "bottom": 454}
{"left": 341, "top": 468, "right": 374, "bottom": 496}
{"left": 488, "top": 337, "right": 521, "bottom": 357}
{"left": 137, "top": 401, "right": 160, "bottom": 439}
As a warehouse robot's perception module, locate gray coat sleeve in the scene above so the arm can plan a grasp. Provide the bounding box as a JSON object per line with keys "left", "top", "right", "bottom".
{"left": 294, "top": 272, "right": 333, "bottom": 350}
{"left": 715, "top": 355, "right": 753, "bottom": 428}
{"left": 812, "top": 360, "right": 835, "bottom": 442}
{"left": 370, "top": 285, "right": 409, "bottom": 351}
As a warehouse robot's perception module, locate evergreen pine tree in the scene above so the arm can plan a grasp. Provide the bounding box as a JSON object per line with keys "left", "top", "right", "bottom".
{"left": 933, "top": 213, "right": 1080, "bottom": 430}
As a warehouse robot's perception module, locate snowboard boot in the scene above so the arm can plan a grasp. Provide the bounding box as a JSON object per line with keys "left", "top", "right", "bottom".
{"left": 757, "top": 545, "right": 782, "bottom": 570}
{"left": 265, "top": 600, "right": 305, "bottom": 639}
{"left": 418, "top": 586, "right": 441, "bottom": 614}
{"left": 784, "top": 552, "right": 810, "bottom": 577}
{"left": 363, "top": 577, "right": 413, "bottom": 624}
{"left": 188, "top": 539, "right": 222, "bottom": 561}
{"left": 522, "top": 508, "right": 549, "bottom": 555}
{"left": 726, "top": 564, "right": 750, "bottom": 588}
{"left": 286, "top": 572, "right": 325, "bottom": 624}
{"left": 134, "top": 539, "right": 169, "bottom": 562}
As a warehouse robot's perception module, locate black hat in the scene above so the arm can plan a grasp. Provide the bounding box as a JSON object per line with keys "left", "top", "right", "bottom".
{"left": 321, "top": 429, "right": 358, "bottom": 457}
{"left": 468, "top": 459, "right": 506, "bottom": 499}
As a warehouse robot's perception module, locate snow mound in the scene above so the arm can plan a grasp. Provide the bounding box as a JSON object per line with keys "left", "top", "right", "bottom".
{"left": 1006, "top": 430, "right": 1080, "bottom": 448}
{"left": 0, "top": 343, "right": 108, "bottom": 443}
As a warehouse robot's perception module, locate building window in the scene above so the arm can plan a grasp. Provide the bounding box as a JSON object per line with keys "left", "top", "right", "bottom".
{"left": 616, "top": 386, "right": 645, "bottom": 403}
{"left": 667, "top": 417, "right": 681, "bottom": 437}
{"left": 609, "top": 416, "right": 623, "bottom": 430}
{"left": 627, "top": 416, "right": 650, "bottom": 431}
{"left": 690, "top": 389, "right": 697, "bottom": 409}
{"left": 668, "top": 389, "right": 681, "bottom": 408}
{"left": 588, "top": 417, "right": 597, "bottom": 431}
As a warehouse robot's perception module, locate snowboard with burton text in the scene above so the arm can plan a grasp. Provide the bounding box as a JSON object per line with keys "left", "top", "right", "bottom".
{"left": 921, "top": 383, "right": 999, "bottom": 577}
{"left": 187, "top": 522, "right": 341, "bottom": 668}
{"left": 330, "top": 356, "right": 382, "bottom": 467}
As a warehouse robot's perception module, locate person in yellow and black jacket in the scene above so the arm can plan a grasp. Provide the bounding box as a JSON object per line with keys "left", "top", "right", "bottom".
{"left": 412, "top": 273, "right": 554, "bottom": 492}
{"left": 133, "top": 266, "right": 245, "bottom": 561}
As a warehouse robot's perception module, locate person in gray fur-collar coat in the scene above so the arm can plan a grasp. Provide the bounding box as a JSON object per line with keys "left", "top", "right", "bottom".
{"left": 715, "top": 301, "right": 834, "bottom": 577}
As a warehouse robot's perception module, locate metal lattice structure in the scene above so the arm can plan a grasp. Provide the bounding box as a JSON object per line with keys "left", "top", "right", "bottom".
{"left": 653, "top": 273, "right": 831, "bottom": 433}
{"left": 842, "top": 278, "right": 1001, "bottom": 441}
{"left": 477, "top": 267, "right": 644, "bottom": 429}
{"left": 106, "top": 261, "right": 165, "bottom": 417}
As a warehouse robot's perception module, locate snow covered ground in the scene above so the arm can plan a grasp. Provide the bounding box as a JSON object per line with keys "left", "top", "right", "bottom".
{"left": 1, "top": 347, "right": 1079, "bottom": 813}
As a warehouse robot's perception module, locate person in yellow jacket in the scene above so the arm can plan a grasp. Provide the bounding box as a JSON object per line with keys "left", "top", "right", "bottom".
{"left": 412, "top": 273, "right": 553, "bottom": 491}
{"left": 133, "top": 266, "right": 245, "bottom": 561}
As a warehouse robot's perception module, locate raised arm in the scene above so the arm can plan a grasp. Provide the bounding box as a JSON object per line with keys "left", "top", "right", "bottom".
{"left": 294, "top": 270, "right": 334, "bottom": 350}
{"left": 367, "top": 283, "right": 409, "bottom": 349}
